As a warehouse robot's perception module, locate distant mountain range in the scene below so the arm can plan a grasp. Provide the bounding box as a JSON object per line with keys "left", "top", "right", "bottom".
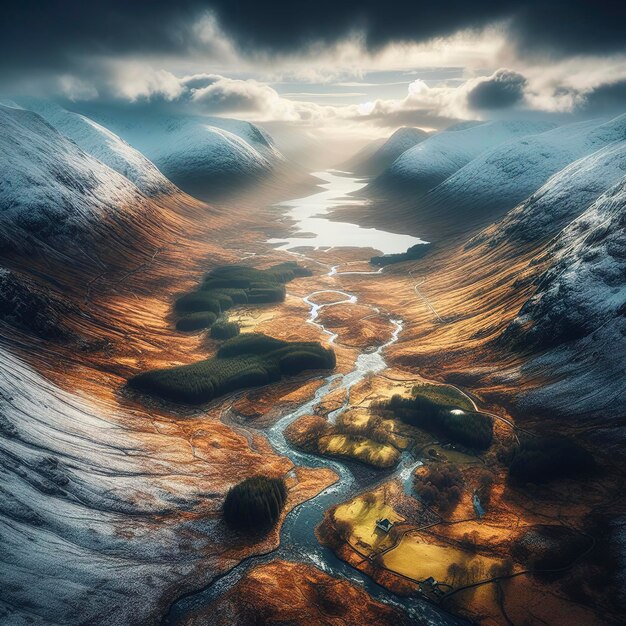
{"left": 371, "top": 119, "right": 555, "bottom": 194}
{"left": 71, "top": 103, "right": 284, "bottom": 197}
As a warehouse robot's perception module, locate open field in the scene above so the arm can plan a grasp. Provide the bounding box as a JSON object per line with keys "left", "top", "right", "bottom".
{"left": 319, "top": 433, "right": 401, "bottom": 468}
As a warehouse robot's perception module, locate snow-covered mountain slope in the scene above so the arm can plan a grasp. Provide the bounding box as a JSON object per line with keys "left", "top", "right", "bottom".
{"left": 504, "top": 175, "right": 626, "bottom": 420}
{"left": 0, "top": 104, "right": 153, "bottom": 248}
{"left": 0, "top": 344, "right": 250, "bottom": 625}
{"left": 375, "top": 120, "right": 555, "bottom": 193}
{"left": 470, "top": 138, "right": 626, "bottom": 248}
{"left": 76, "top": 108, "right": 284, "bottom": 191}
{"left": 425, "top": 115, "right": 626, "bottom": 221}
{"left": 6, "top": 99, "right": 176, "bottom": 196}
{"left": 347, "top": 127, "right": 429, "bottom": 176}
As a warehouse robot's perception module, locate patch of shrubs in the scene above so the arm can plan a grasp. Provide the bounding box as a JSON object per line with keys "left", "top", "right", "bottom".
{"left": 223, "top": 475, "right": 287, "bottom": 532}
{"left": 475, "top": 469, "right": 495, "bottom": 509}
{"left": 508, "top": 436, "right": 595, "bottom": 484}
{"left": 128, "top": 333, "right": 335, "bottom": 404}
{"left": 512, "top": 525, "right": 590, "bottom": 574}
{"left": 373, "top": 394, "right": 493, "bottom": 450}
{"left": 414, "top": 463, "right": 464, "bottom": 514}
{"left": 174, "top": 291, "right": 222, "bottom": 314}
{"left": 175, "top": 312, "right": 217, "bottom": 331}
{"left": 210, "top": 320, "right": 240, "bottom": 340}
{"left": 371, "top": 243, "right": 431, "bottom": 267}
{"left": 174, "top": 262, "right": 310, "bottom": 330}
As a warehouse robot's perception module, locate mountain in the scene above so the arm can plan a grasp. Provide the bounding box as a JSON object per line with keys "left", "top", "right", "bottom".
{"left": 423, "top": 115, "right": 626, "bottom": 223}
{"left": 470, "top": 138, "right": 626, "bottom": 248}
{"left": 503, "top": 175, "right": 626, "bottom": 420}
{"left": 345, "top": 127, "right": 429, "bottom": 176}
{"left": 374, "top": 119, "right": 555, "bottom": 194}
{"left": 340, "top": 137, "right": 386, "bottom": 173}
{"left": 0, "top": 104, "right": 156, "bottom": 250}
{"left": 7, "top": 99, "right": 176, "bottom": 196}
{"left": 73, "top": 107, "right": 284, "bottom": 195}
{"left": 0, "top": 344, "right": 224, "bottom": 625}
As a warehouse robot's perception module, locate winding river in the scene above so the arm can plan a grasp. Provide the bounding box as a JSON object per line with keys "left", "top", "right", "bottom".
{"left": 166, "top": 172, "right": 464, "bottom": 625}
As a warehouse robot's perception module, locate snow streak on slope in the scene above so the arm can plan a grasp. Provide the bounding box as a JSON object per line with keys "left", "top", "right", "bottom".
{"left": 8, "top": 99, "right": 176, "bottom": 196}
{"left": 0, "top": 343, "right": 297, "bottom": 625}
{"left": 426, "top": 115, "right": 626, "bottom": 219}
{"left": 506, "top": 176, "right": 626, "bottom": 421}
{"left": 0, "top": 104, "right": 152, "bottom": 247}
{"left": 378, "top": 120, "right": 555, "bottom": 192}
{"left": 470, "top": 139, "right": 626, "bottom": 248}
{"left": 0, "top": 346, "right": 205, "bottom": 625}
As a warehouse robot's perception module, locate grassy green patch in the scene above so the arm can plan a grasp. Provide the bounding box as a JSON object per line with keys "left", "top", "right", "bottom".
{"left": 128, "top": 332, "right": 335, "bottom": 404}
{"left": 373, "top": 393, "right": 493, "bottom": 450}
{"left": 411, "top": 382, "right": 475, "bottom": 412}
{"left": 319, "top": 433, "right": 400, "bottom": 468}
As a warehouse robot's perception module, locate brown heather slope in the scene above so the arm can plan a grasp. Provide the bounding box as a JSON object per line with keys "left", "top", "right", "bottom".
{"left": 178, "top": 560, "right": 412, "bottom": 626}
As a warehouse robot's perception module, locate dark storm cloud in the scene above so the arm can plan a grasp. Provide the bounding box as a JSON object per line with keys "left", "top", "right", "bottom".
{"left": 1, "top": 1, "right": 625, "bottom": 82}
{"left": 467, "top": 69, "right": 527, "bottom": 110}
{"left": 579, "top": 81, "right": 626, "bottom": 115}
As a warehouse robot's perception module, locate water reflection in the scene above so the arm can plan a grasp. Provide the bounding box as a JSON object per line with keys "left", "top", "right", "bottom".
{"left": 268, "top": 170, "right": 427, "bottom": 254}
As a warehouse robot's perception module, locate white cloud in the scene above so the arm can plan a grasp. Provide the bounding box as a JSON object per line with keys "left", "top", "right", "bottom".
{"left": 109, "top": 64, "right": 184, "bottom": 101}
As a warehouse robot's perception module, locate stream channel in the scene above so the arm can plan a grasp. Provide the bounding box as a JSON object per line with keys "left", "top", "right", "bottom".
{"left": 166, "top": 171, "right": 466, "bottom": 625}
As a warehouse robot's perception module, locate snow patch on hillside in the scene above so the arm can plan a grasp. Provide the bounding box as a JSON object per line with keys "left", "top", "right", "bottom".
{"left": 427, "top": 115, "right": 626, "bottom": 218}
{"left": 0, "top": 345, "right": 226, "bottom": 625}
{"left": 77, "top": 109, "right": 283, "bottom": 187}
{"left": 0, "top": 104, "right": 150, "bottom": 245}
{"left": 352, "top": 127, "right": 429, "bottom": 175}
{"left": 381, "top": 119, "right": 555, "bottom": 190}
{"left": 8, "top": 99, "right": 176, "bottom": 195}
{"left": 471, "top": 139, "right": 626, "bottom": 247}
{"left": 507, "top": 176, "right": 626, "bottom": 421}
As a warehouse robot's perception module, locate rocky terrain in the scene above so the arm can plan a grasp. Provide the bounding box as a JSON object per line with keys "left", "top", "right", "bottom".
{"left": 507, "top": 175, "right": 626, "bottom": 424}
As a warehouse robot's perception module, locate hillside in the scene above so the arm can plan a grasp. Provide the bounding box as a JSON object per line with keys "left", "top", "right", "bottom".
{"left": 7, "top": 99, "right": 176, "bottom": 196}
{"left": 471, "top": 138, "right": 626, "bottom": 248}
{"left": 0, "top": 104, "right": 156, "bottom": 250}
{"left": 424, "top": 115, "right": 626, "bottom": 223}
{"left": 504, "top": 175, "right": 626, "bottom": 421}
{"left": 346, "top": 127, "right": 429, "bottom": 176}
{"left": 74, "top": 107, "right": 284, "bottom": 195}
{"left": 373, "top": 119, "right": 555, "bottom": 194}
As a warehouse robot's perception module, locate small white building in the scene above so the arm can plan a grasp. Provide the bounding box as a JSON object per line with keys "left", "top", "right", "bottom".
{"left": 375, "top": 518, "right": 393, "bottom": 533}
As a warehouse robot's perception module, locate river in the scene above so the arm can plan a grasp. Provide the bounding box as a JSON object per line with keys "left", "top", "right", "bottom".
{"left": 166, "top": 171, "right": 465, "bottom": 625}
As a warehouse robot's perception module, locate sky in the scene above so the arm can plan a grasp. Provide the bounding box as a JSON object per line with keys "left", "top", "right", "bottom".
{"left": 3, "top": 1, "right": 626, "bottom": 156}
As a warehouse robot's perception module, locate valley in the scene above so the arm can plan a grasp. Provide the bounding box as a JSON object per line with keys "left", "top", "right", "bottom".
{"left": 1, "top": 100, "right": 624, "bottom": 626}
